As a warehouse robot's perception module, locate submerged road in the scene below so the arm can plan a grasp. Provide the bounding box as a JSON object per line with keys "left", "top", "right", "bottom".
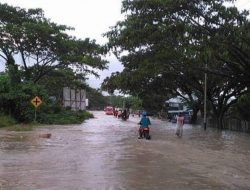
{"left": 0, "top": 111, "right": 250, "bottom": 190}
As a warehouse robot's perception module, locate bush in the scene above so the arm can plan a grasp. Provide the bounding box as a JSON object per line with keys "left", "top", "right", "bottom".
{"left": 40, "top": 110, "right": 94, "bottom": 125}
{"left": 0, "top": 78, "right": 49, "bottom": 123}
{"left": 0, "top": 115, "right": 16, "bottom": 128}
{"left": 8, "top": 124, "right": 34, "bottom": 131}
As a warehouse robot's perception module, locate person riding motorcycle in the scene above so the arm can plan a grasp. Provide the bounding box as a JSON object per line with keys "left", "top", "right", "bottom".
{"left": 121, "top": 108, "right": 127, "bottom": 120}
{"left": 121, "top": 108, "right": 130, "bottom": 120}
{"left": 138, "top": 111, "right": 151, "bottom": 139}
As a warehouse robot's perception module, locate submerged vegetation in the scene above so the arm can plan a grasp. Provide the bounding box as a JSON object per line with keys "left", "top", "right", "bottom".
{"left": 0, "top": 115, "right": 16, "bottom": 128}
{"left": 43, "top": 110, "right": 94, "bottom": 125}
{"left": 0, "top": 110, "right": 94, "bottom": 131}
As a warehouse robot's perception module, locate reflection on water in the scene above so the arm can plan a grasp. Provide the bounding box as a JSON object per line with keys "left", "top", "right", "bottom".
{"left": 0, "top": 111, "right": 250, "bottom": 190}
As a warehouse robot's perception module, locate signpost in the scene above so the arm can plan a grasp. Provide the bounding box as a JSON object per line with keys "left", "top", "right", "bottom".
{"left": 31, "top": 96, "right": 42, "bottom": 121}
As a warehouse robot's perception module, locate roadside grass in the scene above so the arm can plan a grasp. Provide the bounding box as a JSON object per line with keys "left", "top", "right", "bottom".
{"left": 8, "top": 123, "right": 37, "bottom": 131}
{"left": 0, "top": 115, "right": 16, "bottom": 128}
{"left": 0, "top": 110, "right": 94, "bottom": 131}
{"left": 43, "top": 110, "right": 94, "bottom": 125}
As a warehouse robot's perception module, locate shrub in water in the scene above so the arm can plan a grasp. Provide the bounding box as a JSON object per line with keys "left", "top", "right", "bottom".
{"left": 0, "top": 115, "right": 16, "bottom": 128}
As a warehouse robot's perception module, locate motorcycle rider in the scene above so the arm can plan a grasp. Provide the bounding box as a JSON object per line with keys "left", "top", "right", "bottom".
{"left": 138, "top": 111, "right": 151, "bottom": 139}
{"left": 121, "top": 108, "right": 127, "bottom": 120}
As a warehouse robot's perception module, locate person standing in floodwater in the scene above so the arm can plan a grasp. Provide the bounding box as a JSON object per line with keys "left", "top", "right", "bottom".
{"left": 176, "top": 112, "right": 184, "bottom": 137}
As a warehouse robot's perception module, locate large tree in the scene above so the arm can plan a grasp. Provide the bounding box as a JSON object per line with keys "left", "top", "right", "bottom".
{"left": 0, "top": 3, "right": 107, "bottom": 84}
{"left": 103, "top": 0, "right": 249, "bottom": 127}
{"left": 0, "top": 3, "right": 108, "bottom": 122}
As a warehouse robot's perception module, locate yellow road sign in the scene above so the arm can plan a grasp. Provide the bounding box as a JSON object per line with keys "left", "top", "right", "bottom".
{"left": 31, "top": 96, "right": 42, "bottom": 108}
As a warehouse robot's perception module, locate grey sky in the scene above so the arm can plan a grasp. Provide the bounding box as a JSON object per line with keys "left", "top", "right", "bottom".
{"left": 0, "top": 0, "right": 124, "bottom": 89}
{"left": 0, "top": 0, "right": 249, "bottom": 88}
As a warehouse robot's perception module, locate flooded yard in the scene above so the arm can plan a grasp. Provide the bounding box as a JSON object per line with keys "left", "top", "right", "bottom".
{"left": 0, "top": 111, "right": 250, "bottom": 190}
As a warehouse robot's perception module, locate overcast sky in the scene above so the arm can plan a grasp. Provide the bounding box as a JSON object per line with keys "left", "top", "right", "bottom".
{"left": 0, "top": 0, "right": 250, "bottom": 89}
{"left": 0, "top": 0, "right": 124, "bottom": 89}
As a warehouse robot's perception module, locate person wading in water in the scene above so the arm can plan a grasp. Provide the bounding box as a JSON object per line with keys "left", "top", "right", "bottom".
{"left": 176, "top": 112, "right": 184, "bottom": 137}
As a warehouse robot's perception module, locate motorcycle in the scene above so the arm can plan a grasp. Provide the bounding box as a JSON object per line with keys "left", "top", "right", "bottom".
{"left": 139, "top": 127, "right": 151, "bottom": 140}
{"left": 121, "top": 112, "right": 129, "bottom": 121}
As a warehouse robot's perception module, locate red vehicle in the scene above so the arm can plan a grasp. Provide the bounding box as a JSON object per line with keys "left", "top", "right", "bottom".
{"left": 104, "top": 106, "right": 114, "bottom": 115}
{"left": 139, "top": 127, "right": 151, "bottom": 140}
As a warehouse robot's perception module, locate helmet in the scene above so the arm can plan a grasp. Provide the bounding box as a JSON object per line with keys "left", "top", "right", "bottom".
{"left": 142, "top": 111, "right": 147, "bottom": 116}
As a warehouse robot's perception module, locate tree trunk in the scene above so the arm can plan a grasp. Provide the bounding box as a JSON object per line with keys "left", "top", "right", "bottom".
{"left": 6, "top": 56, "right": 21, "bottom": 86}
{"left": 216, "top": 115, "right": 224, "bottom": 129}
{"left": 190, "top": 107, "right": 199, "bottom": 124}
{"left": 213, "top": 109, "right": 226, "bottom": 129}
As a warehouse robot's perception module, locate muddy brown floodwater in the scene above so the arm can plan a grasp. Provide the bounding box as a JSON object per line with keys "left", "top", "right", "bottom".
{"left": 0, "top": 111, "right": 250, "bottom": 190}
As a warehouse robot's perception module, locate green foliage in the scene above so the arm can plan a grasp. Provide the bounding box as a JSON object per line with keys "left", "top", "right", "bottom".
{"left": 0, "top": 115, "right": 16, "bottom": 128}
{"left": 1, "top": 66, "right": 98, "bottom": 126}
{"left": 0, "top": 3, "right": 107, "bottom": 84}
{"left": 40, "top": 110, "right": 94, "bottom": 125}
{"left": 10, "top": 81, "right": 48, "bottom": 122}
{"left": 124, "top": 96, "right": 142, "bottom": 111}
{"left": 104, "top": 95, "right": 142, "bottom": 111}
{"left": 236, "top": 94, "right": 250, "bottom": 121}
{"left": 0, "top": 74, "right": 10, "bottom": 113}
{"left": 37, "top": 67, "right": 89, "bottom": 106}
{"left": 86, "top": 87, "right": 108, "bottom": 110}
{"left": 0, "top": 69, "right": 97, "bottom": 125}
{"left": 103, "top": 0, "right": 250, "bottom": 126}
{"left": 0, "top": 73, "right": 49, "bottom": 122}
{"left": 8, "top": 124, "right": 35, "bottom": 131}
{"left": 107, "top": 95, "right": 124, "bottom": 108}
{"left": 0, "top": 110, "right": 94, "bottom": 129}
{"left": 0, "top": 3, "right": 107, "bottom": 125}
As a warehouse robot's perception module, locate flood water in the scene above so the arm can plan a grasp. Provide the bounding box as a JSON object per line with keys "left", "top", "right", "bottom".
{"left": 0, "top": 111, "right": 250, "bottom": 190}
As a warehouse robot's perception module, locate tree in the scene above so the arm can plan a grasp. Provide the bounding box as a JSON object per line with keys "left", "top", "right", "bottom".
{"left": 0, "top": 3, "right": 108, "bottom": 122}
{"left": 235, "top": 94, "right": 250, "bottom": 121}
{"left": 124, "top": 96, "right": 142, "bottom": 111}
{"left": 37, "top": 66, "right": 89, "bottom": 103}
{"left": 103, "top": 0, "right": 249, "bottom": 127}
{"left": 0, "top": 3, "right": 107, "bottom": 84}
{"left": 0, "top": 72, "right": 49, "bottom": 122}
{"left": 86, "top": 88, "right": 108, "bottom": 110}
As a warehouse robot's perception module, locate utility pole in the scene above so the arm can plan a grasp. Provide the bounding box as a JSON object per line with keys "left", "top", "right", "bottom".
{"left": 204, "top": 63, "right": 208, "bottom": 130}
